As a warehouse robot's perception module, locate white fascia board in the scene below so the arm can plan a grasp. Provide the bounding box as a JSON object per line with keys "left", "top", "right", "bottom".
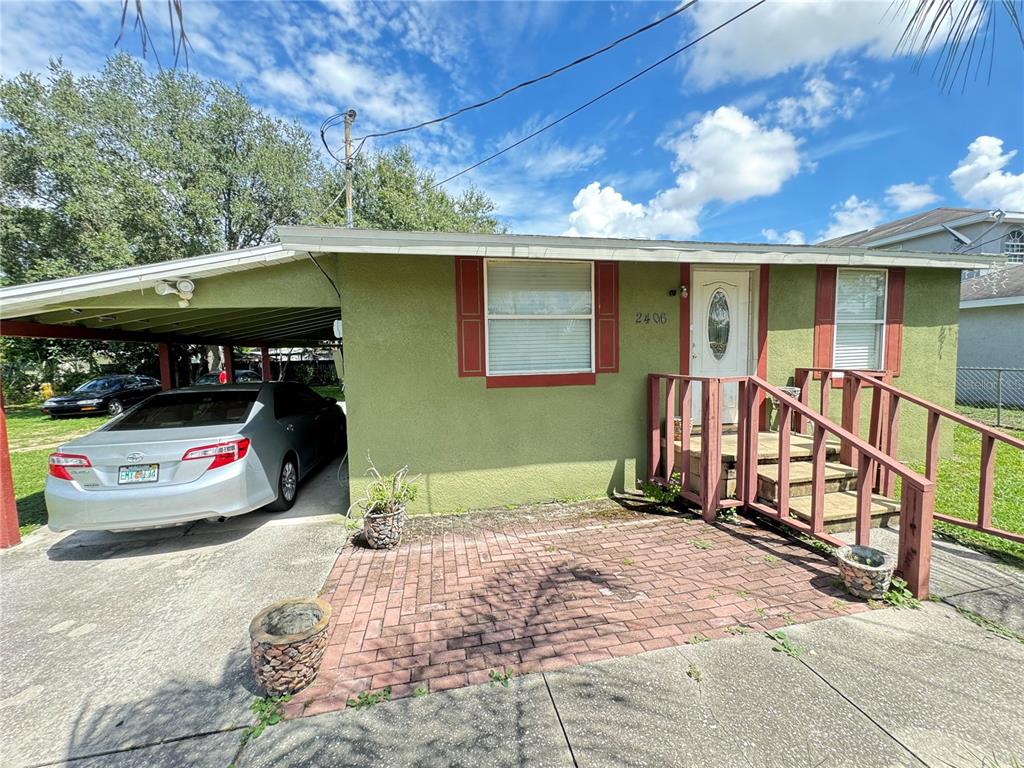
{"left": 960, "top": 296, "right": 1024, "bottom": 309}
{"left": 277, "top": 226, "right": 1001, "bottom": 269}
{"left": 1, "top": 244, "right": 303, "bottom": 316}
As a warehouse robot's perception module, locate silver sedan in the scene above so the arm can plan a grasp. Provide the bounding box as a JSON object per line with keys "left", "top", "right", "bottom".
{"left": 45, "top": 382, "right": 345, "bottom": 532}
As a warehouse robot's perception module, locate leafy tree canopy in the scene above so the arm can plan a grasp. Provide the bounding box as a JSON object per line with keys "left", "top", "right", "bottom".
{"left": 1, "top": 53, "right": 500, "bottom": 286}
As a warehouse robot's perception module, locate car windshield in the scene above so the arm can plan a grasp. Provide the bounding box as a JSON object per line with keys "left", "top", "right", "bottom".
{"left": 74, "top": 378, "right": 123, "bottom": 392}
{"left": 107, "top": 390, "right": 259, "bottom": 430}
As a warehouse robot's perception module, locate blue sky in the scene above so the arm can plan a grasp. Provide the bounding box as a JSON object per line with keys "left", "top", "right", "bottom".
{"left": 2, "top": 0, "right": 1023, "bottom": 243}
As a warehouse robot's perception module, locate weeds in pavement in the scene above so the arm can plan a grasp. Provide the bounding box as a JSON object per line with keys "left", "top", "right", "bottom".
{"left": 686, "top": 662, "right": 702, "bottom": 683}
{"left": 687, "top": 633, "right": 710, "bottom": 644}
{"left": 489, "top": 667, "right": 515, "bottom": 687}
{"left": 239, "top": 695, "right": 291, "bottom": 746}
{"left": 413, "top": 686, "right": 429, "bottom": 697}
{"left": 768, "top": 630, "right": 803, "bottom": 658}
{"left": 347, "top": 687, "right": 392, "bottom": 709}
{"left": 879, "top": 577, "right": 921, "bottom": 610}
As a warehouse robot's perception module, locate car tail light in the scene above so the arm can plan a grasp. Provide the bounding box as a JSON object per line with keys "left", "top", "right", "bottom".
{"left": 181, "top": 438, "right": 251, "bottom": 469}
{"left": 48, "top": 453, "right": 92, "bottom": 480}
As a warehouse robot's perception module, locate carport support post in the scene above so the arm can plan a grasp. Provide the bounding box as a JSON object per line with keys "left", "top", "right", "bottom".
{"left": 223, "top": 346, "right": 235, "bottom": 383}
{"left": 261, "top": 346, "right": 272, "bottom": 382}
{"left": 158, "top": 342, "right": 173, "bottom": 390}
{"left": 0, "top": 387, "right": 21, "bottom": 548}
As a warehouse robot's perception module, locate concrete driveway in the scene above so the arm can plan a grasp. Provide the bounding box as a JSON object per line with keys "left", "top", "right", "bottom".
{"left": 0, "top": 457, "right": 350, "bottom": 768}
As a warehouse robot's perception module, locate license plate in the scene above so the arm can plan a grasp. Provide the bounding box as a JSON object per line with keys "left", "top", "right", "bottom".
{"left": 118, "top": 464, "right": 159, "bottom": 484}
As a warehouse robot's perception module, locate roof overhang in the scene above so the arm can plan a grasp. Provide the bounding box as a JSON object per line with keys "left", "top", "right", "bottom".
{"left": 858, "top": 210, "right": 1024, "bottom": 249}
{"left": 960, "top": 296, "right": 1024, "bottom": 309}
{"left": 276, "top": 226, "right": 1003, "bottom": 270}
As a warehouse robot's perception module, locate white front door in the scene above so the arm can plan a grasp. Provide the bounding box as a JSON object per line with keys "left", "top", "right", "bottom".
{"left": 691, "top": 270, "right": 751, "bottom": 424}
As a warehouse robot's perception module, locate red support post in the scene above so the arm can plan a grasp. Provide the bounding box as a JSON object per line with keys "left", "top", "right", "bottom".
{"left": 261, "top": 346, "right": 272, "bottom": 382}
{"left": 158, "top": 342, "right": 172, "bottom": 390}
{"left": 855, "top": 453, "right": 873, "bottom": 547}
{"left": 700, "top": 379, "right": 722, "bottom": 522}
{"left": 647, "top": 375, "right": 661, "bottom": 481}
{"left": 809, "top": 423, "right": 827, "bottom": 534}
{"left": 795, "top": 368, "right": 810, "bottom": 433}
{"left": 664, "top": 378, "right": 676, "bottom": 483}
{"left": 679, "top": 381, "right": 692, "bottom": 489}
{"left": 775, "top": 402, "right": 792, "bottom": 518}
{"left": 840, "top": 375, "right": 862, "bottom": 466}
{"left": 739, "top": 380, "right": 760, "bottom": 504}
{"left": 978, "top": 435, "right": 996, "bottom": 531}
{"left": 223, "top": 346, "right": 235, "bottom": 384}
{"left": 0, "top": 386, "right": 21, "bottom": 548}
{"left": 898, "top": 484, "right": 934, "bottom": 599}
{"left": 924, "top": 410, "right": 941, "bottom": 482}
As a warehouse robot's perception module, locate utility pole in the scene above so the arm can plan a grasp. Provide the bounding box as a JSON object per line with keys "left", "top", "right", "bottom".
{"left": 343, "top": 108, "right": 357, "bottom": 229}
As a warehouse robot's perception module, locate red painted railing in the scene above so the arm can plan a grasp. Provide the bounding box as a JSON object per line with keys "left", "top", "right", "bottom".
{"left": 648, "top": 370, "right": 936, "bottom": 598}
{"left": 797, "top": 367, "right": 1024, "bottom": 547}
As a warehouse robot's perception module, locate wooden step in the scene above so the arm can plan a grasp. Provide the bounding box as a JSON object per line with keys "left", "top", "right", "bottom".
{"left": 757, "top": 461, "right": 858, "bottom": 499}
{"left": 675, "top": 431, "right": 841, "bottom": 466}
{"left": 785, "top": 490, "right": 900, "bottom": 533}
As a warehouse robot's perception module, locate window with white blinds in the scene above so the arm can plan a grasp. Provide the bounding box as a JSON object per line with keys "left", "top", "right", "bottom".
{"left": 833, "top": 269, "right": 887, "bottom": 370}
{"left": 485, "top": 260, "right": 593, "bottom": 375}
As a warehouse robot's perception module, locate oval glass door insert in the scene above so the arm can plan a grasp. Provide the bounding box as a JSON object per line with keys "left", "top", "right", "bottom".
{"left": 707, "top": 289, "right": 730, "bottom": 360}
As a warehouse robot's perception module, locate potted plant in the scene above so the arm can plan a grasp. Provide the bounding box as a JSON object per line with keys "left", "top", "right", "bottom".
{"left": 352, "top": 461, "right": 419, "bottom": 549}
{"left": 835, "top": 545, "right": 895, "bottom": 599}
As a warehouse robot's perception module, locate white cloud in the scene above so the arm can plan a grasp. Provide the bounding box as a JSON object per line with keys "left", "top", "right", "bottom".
{"left": 820, "top": 195, "right": 886, "bottom": 241}
{"left": 885, "top": 182, "right": 940, "bottom": 213}
{"left": 565, "top": 107, "right": 801, "bottom": 239}
{"left": 762, "top": 228, "right": 806, "bottom": 245}
{"left": 685, "top": 0, "right": 972, "bottom": 88}
{"left": 767, "top": 76, "right": 864, "bottom": 131}
{"left": 950, "top": 136, "right": 1024, "bottom": 211}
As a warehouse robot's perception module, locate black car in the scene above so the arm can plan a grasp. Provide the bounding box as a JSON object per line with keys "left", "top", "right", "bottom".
{"left": 194, "top": 369, "right": 263, "bottom": 385}
{"left": 41, "top": 375, "right": 162, "bottom": 418}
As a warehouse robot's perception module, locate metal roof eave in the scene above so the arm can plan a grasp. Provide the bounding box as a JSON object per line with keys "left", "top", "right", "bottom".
{"left": 0, "top": 243, "right": 306, "bottom": 316}
{"left": 276, "top": 226, "right": 1002, "bottom": 269}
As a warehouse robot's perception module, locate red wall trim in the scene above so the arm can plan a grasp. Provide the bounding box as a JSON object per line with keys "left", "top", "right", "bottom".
{"left": 812, "top": 266, "right": 837, "bottom": 378}
{"left": 679, "top": 264, "right": 691, "bottom": 375}
{"left": 885, "top": 267, "right": 905, "bottom": 378}
{"left": 486, "top": 372, "right": 596, "bottom": 388}
{"left": 595, "top": 261, "right": 619, "bottom": 373}
{"left": 757, "top": 265, "right": 770, "bottom": 421}
{"left": 455, "top": 256, "right": 485, "bottom": 376}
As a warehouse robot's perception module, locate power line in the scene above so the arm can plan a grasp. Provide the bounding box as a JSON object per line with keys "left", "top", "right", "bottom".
{"left": 319, "top": 1, "right": 698, "bottom": 162}
{"left": 431, "top": 0, "right": 767, "bottom": 189}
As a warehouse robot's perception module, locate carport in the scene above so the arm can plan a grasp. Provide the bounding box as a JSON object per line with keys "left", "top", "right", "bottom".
{"left": 0, "top": 242, "right": 344, "bottom": 546}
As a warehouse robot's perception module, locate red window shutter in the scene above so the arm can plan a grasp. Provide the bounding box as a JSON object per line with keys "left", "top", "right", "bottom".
{"left": 884, "top": 267, "right": 905, "bottom": 377}
{"left": 813, "top": 266, "right": 837, "bottom": 373}
{"left": 595, "top": 261, "right": 619, "bottom": 373}
{"left": 455, "top": 256, "right": 485, "bottom": 376}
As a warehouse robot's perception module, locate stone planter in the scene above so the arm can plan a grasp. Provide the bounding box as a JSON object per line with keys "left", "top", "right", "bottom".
{"left": 836, "top": 545, "right": 895, "bottom": 599}
{"left": 364, "top": 506, "right": 406, "bottom": 549}
{"left": 249, "top": 597, "right": 331, "bottom": 696}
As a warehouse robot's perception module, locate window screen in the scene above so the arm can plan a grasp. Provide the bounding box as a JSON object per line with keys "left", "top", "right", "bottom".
{"left": 485, "top": 260, "right": 593, "bottom": 375}
{"left": 833, "top": 269, "right": 886, "bottom": 370}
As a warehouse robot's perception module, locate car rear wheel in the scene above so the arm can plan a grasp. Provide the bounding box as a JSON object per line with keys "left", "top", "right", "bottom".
{"left": 267, "top": 456, "right": 298, "bottom": 512}
{"left": 107, "top": 399, "right": 124, "bottom": 416}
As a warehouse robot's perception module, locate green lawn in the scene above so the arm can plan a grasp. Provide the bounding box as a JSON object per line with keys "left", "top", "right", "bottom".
{"left": 6, "top": 405, "right": 110, "bottom": 535}
{"left": 927, "top": 425, "right": 1024, "bottom": 568}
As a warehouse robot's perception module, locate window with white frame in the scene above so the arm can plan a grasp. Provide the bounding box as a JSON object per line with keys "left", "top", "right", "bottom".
{"left": 1005, "top": 229, "right": 1024, "bottom": 264}
{"left": 485, "top": 260, "right": 593, "bottom": 375}
{"left": 833, "top": 268, "right": 887, "bottom": 370}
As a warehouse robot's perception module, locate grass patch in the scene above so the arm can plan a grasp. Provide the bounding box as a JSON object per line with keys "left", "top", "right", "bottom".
{"left": 6, "top": 405, "right": 109, "bottom": 535}
{"left": 918, "top": 425, "right": 1024, "bottom": 568}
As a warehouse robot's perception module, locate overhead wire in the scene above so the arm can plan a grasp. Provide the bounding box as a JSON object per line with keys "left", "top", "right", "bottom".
{"left": 430, "top": 0, "right": 767, "bottom": 188}
{"left": 318, "top": 0, "right": 699, "bottom": 163}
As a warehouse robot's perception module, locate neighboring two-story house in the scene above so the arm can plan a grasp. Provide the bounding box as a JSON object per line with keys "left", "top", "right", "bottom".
{"left": 821, "top": 207, "right": 1024, "bottom": 413}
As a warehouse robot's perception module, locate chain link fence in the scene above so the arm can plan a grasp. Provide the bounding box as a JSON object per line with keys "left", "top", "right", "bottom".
{"left": 955, "top": 367, "right": 1024, "bottom": 430}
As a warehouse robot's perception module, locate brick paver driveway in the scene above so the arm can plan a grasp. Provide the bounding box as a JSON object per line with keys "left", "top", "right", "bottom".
{"left": 287, "top": 504, "right": 866, "bottom": 718}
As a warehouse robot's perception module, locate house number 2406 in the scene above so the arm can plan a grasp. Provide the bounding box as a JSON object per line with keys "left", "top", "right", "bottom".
{"left": 635, "top": 312, "right": 667, "bottom": 325}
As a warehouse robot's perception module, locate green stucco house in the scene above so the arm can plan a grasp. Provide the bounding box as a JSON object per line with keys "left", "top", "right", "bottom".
{"left": 0, "top": 227, "right": 1003, "bottom": 519}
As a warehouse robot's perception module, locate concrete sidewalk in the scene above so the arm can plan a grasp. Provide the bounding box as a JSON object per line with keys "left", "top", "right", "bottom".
{"left": 230, "top": 602, "right": 1023, "bottom": 768}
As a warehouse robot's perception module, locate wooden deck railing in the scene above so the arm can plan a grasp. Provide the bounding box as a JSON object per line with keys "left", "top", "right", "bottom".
{"left": 796, "top": 367, "right": 1024, "bottom": 547}
{"left": 648, "top": 370, "right": 937, "bottom": 598}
